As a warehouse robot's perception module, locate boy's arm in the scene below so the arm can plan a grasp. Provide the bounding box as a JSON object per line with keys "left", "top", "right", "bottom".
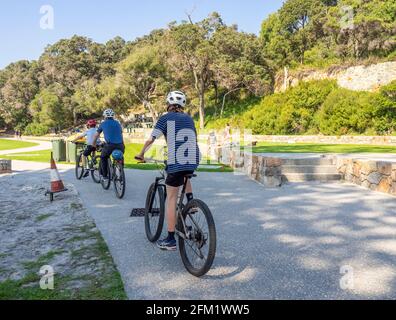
{"left": 135, "top": 137, "right": 155, "bottom": 161}
{"left": 92, "top": 132, "right": 101, "bottom": 148}
{"left": 135, "top": 116, "right": 165, "bottom": 161}
{"left": 72, "top": 133, "right": 86, "bottom": 143}
{"left": 93, "top": 124, "right": 104, "bottom": 148}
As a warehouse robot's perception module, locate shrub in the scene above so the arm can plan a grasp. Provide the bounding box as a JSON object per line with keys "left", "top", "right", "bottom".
{"left": 242, "top": 80, "right": 337, "bottom": 134}
{"left": 205, "top": 79, "right": 396, "bottom": 136}
{"left": 316, "top": 88, "right": 376, "bottom": 135}
{"left": 24, "top": 123, "right": 49, "bottom": 136}
{"left": 371, "top": 80, "right": 396, "bottom": 134}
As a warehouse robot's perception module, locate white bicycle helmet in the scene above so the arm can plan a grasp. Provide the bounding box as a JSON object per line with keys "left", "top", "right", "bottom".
{"left": 103, "top": 109, "right": 115, "bottom": 118}
{"left": 166, "top": 91, "right": 187, "bottom": 108}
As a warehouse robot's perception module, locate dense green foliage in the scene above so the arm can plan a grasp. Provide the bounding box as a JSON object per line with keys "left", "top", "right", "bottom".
{"left": 207, "top": 80, "right": 396, "bottom": 135}
{"left": 261, "top": 0, "right": 396, "bottom": 69}
{"left": 0, "top": 1, "right": 395, "bottom": 135}
{"left": 0, "top": 14, "right": 270, "bottom": 132}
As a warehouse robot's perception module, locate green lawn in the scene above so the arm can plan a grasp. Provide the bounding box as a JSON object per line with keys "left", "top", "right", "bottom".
{"left": 1, "top": 144, "right": 232, "bottom": 172}
{"left": 252, "top": 143, "right": 396, "bottom": 154}
{"left": 1, "top": 149, "right": 53, "bottom": 163}
{"left": 0, "top": 139, "right": 38, "bottom": 151}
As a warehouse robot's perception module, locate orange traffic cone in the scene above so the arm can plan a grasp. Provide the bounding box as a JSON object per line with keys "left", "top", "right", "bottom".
{"left": 46, "top": 153, "right": 67, "bottom": 201}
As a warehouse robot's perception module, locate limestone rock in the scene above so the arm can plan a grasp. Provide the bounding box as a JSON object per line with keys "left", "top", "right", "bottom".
{"left": 391, "top": 182, "right": 396, "bottom": 195}
{"left": 377, "top": 162, "right": 392, "bottom": 176}
{"left": 362, "top": 180, "right": 371, "bottom": 189}
{"left": 367, "top": 172, "right": 383, "bottom": 185}
{"left": 361, "top": 161, "right": 379, "bottom": 176}
{"left": 392, "top": 169, "right": 396, "bottom": 182}
{"left": 261, "top": 175, "right": 282, "bottom": 188}
{"left": 378, "top": 178, "right": 392, "bottom": 194}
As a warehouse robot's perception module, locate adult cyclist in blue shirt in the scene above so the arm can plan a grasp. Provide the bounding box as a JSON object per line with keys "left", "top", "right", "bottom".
{"left": 135, "top": 91, "right": 201, "bottom": 251}
{"left": 93, "top": 109, "right": 125, "bottom": 183}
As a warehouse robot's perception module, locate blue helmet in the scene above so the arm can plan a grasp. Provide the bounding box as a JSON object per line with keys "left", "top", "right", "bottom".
{"left": 112, "top": 150, "right": 124, "bottom": 161}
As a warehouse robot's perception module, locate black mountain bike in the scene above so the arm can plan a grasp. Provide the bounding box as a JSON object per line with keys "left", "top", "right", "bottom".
{"left": 75, "top": 143, "right": 102, "bottom": 184}
{"left": 139, "top": 157, "right": 216, "bottom": 277}
{"left": 100, "top": 151, "right": 126, "bottom": 199}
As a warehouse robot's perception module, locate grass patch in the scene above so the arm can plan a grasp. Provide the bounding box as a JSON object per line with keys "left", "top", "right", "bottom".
{"left": 252, "top": 143, "right": 396, "bottom": 154}
{"left": 0, "top": 139, "right": 38, "bottom": 151}
{"left": 1, "top": 231, "right": 127, "bottom": 300}
{"left": 0, "top": 272, "right": 126, "bottom": 300}
{"left": 22, "top": 250, "right": 66, "bottom": 272}
{"left": 35, "top": 214, "right": 53, "bottom": 222}
{"left": 1, "top": 149, "right": 53, "bottom": 163}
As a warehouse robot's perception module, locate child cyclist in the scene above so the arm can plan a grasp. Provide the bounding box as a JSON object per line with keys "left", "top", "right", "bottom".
{"left": 135, "top": 91, "right": 201, "bottom": 251}
{"left": 72, "top": 119, "right": 102, "bottom": 178}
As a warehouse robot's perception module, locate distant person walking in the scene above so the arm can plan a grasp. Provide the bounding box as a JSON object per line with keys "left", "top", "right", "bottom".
{"left": 207, "top": 130, "right": 218, "bottom": 162}
{"left": 223, "top": 123, "right": 231, "bottom": 146}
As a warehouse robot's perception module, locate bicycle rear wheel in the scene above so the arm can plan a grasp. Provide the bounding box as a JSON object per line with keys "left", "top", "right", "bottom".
{"left": 145, "top": 183, "right": 165, "bottom": 242}
{"left": 178, "top": 199, "right": 216, "bottom": 277}
{"left": 100, "top": 160, "right": 112, "bottom": 190}
{"left": 114, "top": 161, "right": 126, "bottom": 199}
{"left": 75, "top": 153, "right": 84, "bottom": 180}
{"left": 91, "top": 156, "right": 101, "bottom": 184}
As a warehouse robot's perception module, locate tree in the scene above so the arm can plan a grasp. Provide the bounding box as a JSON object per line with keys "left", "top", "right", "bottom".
{"left": 29, "top": 87, "right": 65, "bottom": 130}
{"left": 212, "top": 26, "right": 273, "bottom": 115}
{"left": 260, "top": 13, "right": 294, "bottom": 68}
{"left": 165, "top": 13, "right": 222, "bottom": 129}
{"left": 118, "top": 44, "right": 172, "bottom": 122}
{"left": 37, "top": 36, "right": 107, "bottom": 124}
{"left": 0, "top": 60, "right": 39, "bottom": 130}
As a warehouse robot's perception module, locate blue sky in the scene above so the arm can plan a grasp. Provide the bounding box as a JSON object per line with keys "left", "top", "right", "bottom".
{"left": 0, "top": 0, "right": 284, "bottom": 69}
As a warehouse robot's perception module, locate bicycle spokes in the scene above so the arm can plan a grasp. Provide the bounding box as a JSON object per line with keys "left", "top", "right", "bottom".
{"left": 183, "top": 210, "right": 210, "bottom": 266}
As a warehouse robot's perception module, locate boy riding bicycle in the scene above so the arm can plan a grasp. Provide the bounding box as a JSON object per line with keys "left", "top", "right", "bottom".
{"left": 72, "top": 119, "right": 102, "bottom": 178}
{"left": 136, "top": 91, "right": 201, "bottom": 251}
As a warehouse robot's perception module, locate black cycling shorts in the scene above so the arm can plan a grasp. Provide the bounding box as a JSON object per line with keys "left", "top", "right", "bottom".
{"left": 166, "top": 171, "right": 195, "bottom": 188}
{"left": 83, "top": 145, "right": 96, "bottom": 157}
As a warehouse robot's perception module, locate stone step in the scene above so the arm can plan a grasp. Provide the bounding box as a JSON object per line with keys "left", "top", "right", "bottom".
{"left": 282, "top": 173, "right": 342, "bottom": 183}
{"left": 281, "top": 165, "right": 339, "bottom": 174}
{"left": 281, "top": 158, "right": 335, "bottom": 166}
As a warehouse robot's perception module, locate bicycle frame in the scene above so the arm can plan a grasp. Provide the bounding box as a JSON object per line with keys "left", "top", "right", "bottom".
{"left": 144, "top": 153, "right": 197, "bottom": 240}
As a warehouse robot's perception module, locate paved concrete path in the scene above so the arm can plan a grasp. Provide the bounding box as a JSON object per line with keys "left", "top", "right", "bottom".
{"left": 0, "top": 138, "right": 51, "bottom": 156}
{"left": 8, "top": 161, "right": 396, "bottom": 299}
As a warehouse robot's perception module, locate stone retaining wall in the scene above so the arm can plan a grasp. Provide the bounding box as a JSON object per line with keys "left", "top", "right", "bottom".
{"left": 275, "top": 61, "right": 396, "bottom": 93}
{"left": 0, "top": 159, "right": 12, "bottom": 173}
{"left": 219, "top": 147, "right": 282, "bottom": 187}
{"left": 218, "top": 147, "right": 396, "bottom": 196}
{"left": 336, "top": 158, "right": 396, "bottom": 196}
{"left": 253, "top": 135, "right": 396, "bottom": 146}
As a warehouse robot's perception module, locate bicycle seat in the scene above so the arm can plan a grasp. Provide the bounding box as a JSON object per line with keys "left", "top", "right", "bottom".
{"left": 185, "top": 174, "right": 197, "bottom": 179}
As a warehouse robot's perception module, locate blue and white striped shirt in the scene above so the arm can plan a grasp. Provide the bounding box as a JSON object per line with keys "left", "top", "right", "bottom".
{"left": 151, "top": 112, "right": 201, "bottom": 174}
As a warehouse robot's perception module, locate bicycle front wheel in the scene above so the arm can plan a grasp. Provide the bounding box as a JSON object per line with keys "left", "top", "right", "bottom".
{"left": 178, "top": 199, "right": 216, "bottom": 277}
{"left": 145, "top": 183, "right": 165, "bottom": 242}
{"left": 113, "top": 162, "right": 126, "bottom": 199}
{"left": 75, "top": 153, "right": 84, "bottom": 180}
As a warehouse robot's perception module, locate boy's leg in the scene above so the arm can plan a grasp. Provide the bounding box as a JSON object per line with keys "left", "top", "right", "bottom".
{"left": 100, "top": 145, "right": 112, "bottom": 178}
{"left": 166, "top": 185, "right": 179, "bottom": 233}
